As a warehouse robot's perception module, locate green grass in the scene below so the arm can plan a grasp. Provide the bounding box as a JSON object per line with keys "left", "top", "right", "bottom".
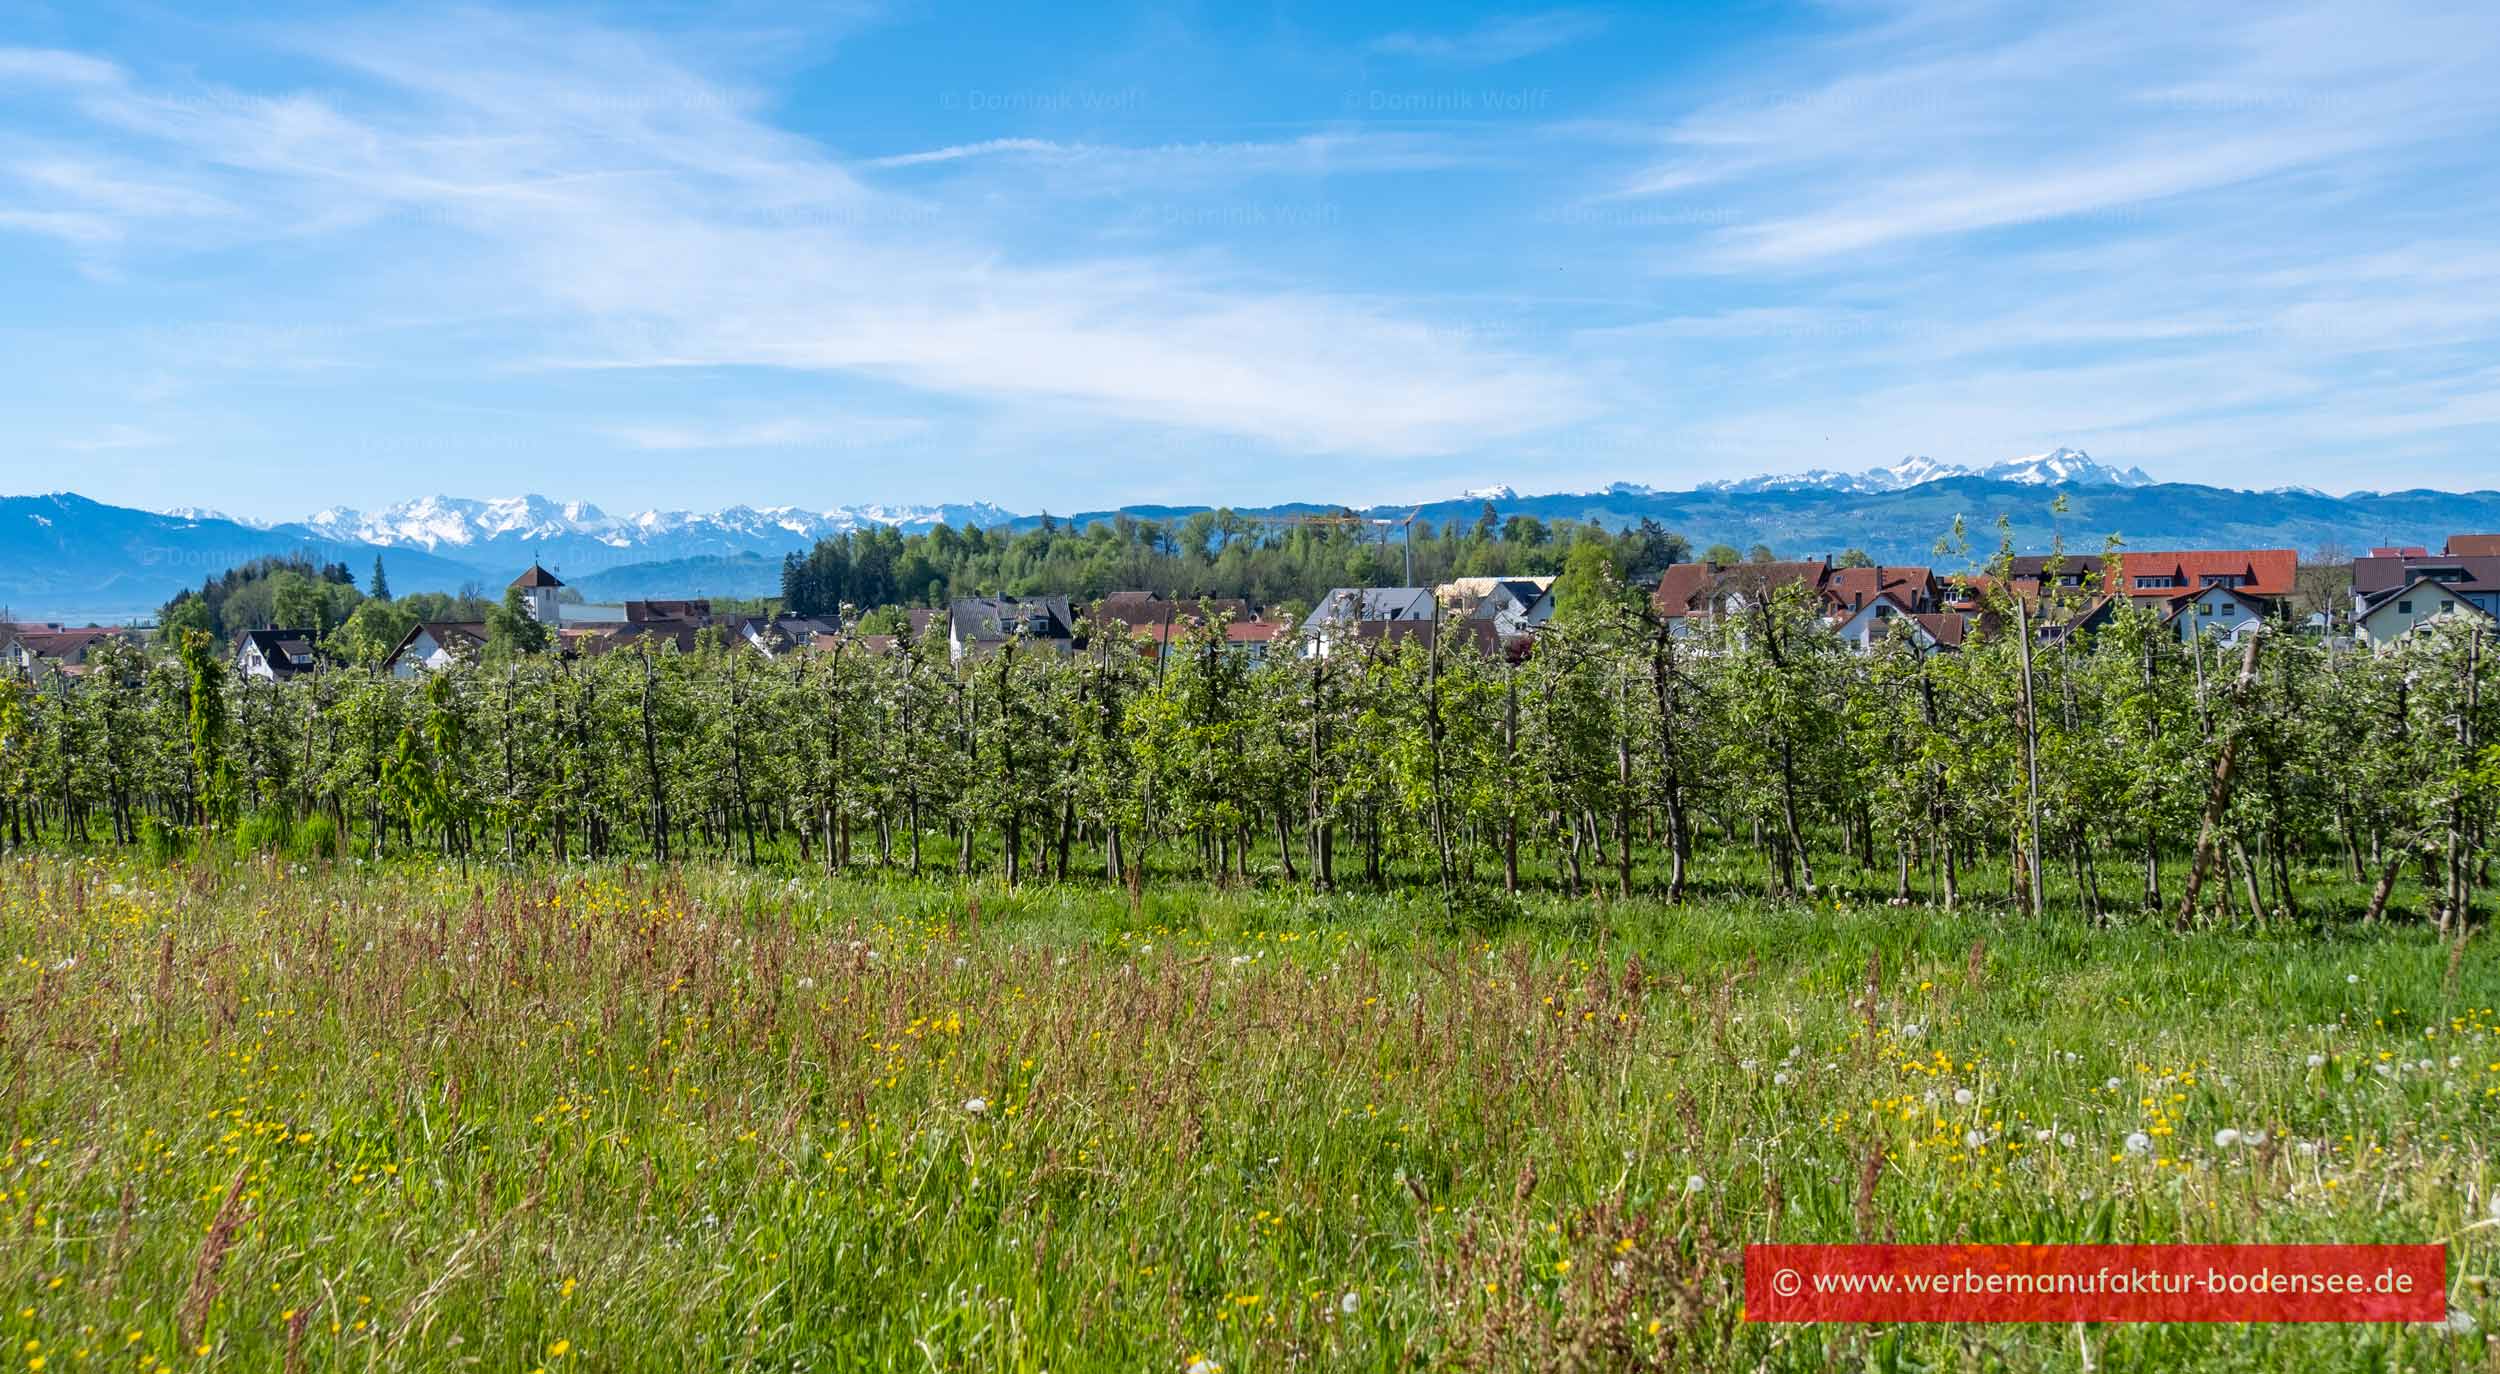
{"left": 1, "top": 855, "right": 2493, "bottom": 1371}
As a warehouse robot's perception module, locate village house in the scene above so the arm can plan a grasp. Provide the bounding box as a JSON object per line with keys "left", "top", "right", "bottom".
{"left": 1825, "top": 564, "right": 1943, "bottom": 618}
{"left": 2161, "top": 583, "right": 2275, "bottom": 644}
{"left": 1089, "top": 592, "right": 1256, "bottom": 633}
{"left": 1650, "top": 558, "right": 1835, "bottom": 635}
{"left": 947, "top": 595, "right": 1079, "bottom": 661}
{"left": 1343, "top": 617, "right": 1521, "bottom": 659}
{"left": 1438, "top": 577, "right": 1554, "bottom": 637}
{"left": 2350, "top": 537, "right": 2500, "bottom": 646}
{"left": 1832, "top": 593, "right": 1967, "bottom": 654}
{"left": 235, "top": 628, "right": 318, "bottom": 682}
{"left": 1125, "top": 615, "right": 1290, "bottom": 664}
{"left": 734, "top": 614, "right": 841, "bottom": 659}
{"left": 2118, "top": 548, "right": 2294, "bottom": 602}
{"left": 1, "top": 625, "right": 128, "bottom": 677}
{"left": 383, "top": 622, "right": 488, "bottom": 678}
{"left": 1300, "top": 586, "right": 1436, "bottom": 657}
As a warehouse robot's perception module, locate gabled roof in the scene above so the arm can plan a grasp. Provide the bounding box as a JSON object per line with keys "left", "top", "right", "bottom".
{"left": 237, "top": 628, "right": 318, "bottom": 676}
{"left": 951, "top": 595, "right": 1077, "bottom": 642}
{"left": 2116, "top": 549, "right": 2297, "bottom": 599}
{"left": 1305, "top": 587, "right": 1435, "bottom": 626}
{"left": 1091, "top": 592, "right": 1255, "bottom": 631}
{"left": 384, "top": 621, "right": 488, "bottom": 668}
{"left": 2160, "top": 583, "right": 2276, "bottom": 624}
{"left": 1826, "top": 565, "right": 1938, "bottom": 614}
{"left": 2446, "top": 534, "right": 2500, "bottom": 557}
{"left": 10, "top": 626, "right": 126, "bottom": 660}
{"left": 1912, "top": 613, "right": 1969, "bottom": 648}
{"left": 2358, "top": 574, "right": 2500, "bottom": 623}
{"left": 511, "top": 563, "right": 564, "bottom": 590}
{"left": 2353, "top": 553, "right": 2500, "bottom": 600}
{"left": 624, "top": 599, "right": 711, "bottom": 623}
{"left": 1652, "top": 560, "right": 1833, "bottom": 618}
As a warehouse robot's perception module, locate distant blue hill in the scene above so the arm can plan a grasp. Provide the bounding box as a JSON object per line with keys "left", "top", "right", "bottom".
{"left": 11, "top": 480, "right": 2500, "bottom": 620}
{"left": 0, "top": 493, "right": 486, "bottom": 624}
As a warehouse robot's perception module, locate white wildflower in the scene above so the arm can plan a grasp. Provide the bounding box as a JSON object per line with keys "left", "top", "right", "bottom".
{"left": 1339, "top": 1291, "right": 1358, "bottom": 1315}
{"left": 962, "top": 1098, "right": 988, "bottom": 1115}
{"left": 1953, "top": 1088, "right": 1975, "bottom": 1106}
{"left": 2213, "top": 1128, "right": 2242, "bottom": 1149}
{"left": 2124, "top": 1132, "right": 2152, "bottom": 1154}
{"left": 1685, "top": 1175, "right": 1706, "bottom": 1193}
{"left": 2306, "top": 1053, "right": 2326, "bottom": 1068}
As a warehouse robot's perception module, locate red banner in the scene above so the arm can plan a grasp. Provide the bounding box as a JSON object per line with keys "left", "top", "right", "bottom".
{"left": 1744, "top": 1244, "right": 2445, "bottom": 1323}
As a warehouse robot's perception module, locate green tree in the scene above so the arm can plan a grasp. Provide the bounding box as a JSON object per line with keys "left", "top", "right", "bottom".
{"left": 177, "top": 628, "right": 234, "bottom": 829}
{"left": 485, "top": 587, "right": 549, "bottom": 661}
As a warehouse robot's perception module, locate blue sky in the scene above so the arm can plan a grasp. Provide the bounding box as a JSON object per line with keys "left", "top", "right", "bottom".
{"left": 2, "top": 0, "right": 2497, "bottom": 520}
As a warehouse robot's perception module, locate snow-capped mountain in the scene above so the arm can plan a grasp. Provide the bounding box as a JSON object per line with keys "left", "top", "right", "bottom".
{"left": 299, "top": 494, "right": 1021, "bottom": 553}
{"left": 1460, "top": 483, "right": 1519, "bottom": 501}
{"left": 160, "top": 504, "right": 269, "bottom": 529}
{"left": 1701, "top": 448, "right": 2155, "bottom": 495}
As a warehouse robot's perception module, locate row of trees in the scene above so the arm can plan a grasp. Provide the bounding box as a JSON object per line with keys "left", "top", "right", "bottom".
{"left": 9, "top": 563, "right": 2494, "bottom": 927}
{"left": 778, "top": 506, "right": 1700, "bottom": 619}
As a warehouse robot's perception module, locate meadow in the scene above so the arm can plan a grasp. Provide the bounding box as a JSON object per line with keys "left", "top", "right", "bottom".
{"left": 2, "top": 855, "right": 2494, "bottom": 1371}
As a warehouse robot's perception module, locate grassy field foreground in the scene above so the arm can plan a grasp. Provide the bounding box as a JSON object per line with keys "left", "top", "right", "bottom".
{"left": 1, "top": 857, "right": 2495, "bottom": 1371}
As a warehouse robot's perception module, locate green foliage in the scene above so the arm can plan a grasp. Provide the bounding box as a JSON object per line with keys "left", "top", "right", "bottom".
{"left": 484, "top": 587, "right": 548, "bottom": 662}
{"left": 777, "top": 509, "right": 1680, "bottom": 616}
{"left": 157, "top": 553, "right": 361, "bottom": 641}
{"left": 232, "top": 809, "right": 290, "bottom": 856}
{"left": 0, "top": 859, "right": 2491, "bottom": 1371}
{"left": 288, "top": 813, "right": 339, "bottom": 861}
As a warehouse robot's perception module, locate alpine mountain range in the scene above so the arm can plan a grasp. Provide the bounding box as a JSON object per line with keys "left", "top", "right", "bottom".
{"left": 7, "top": 449, "right": 2496, "bottom": 621}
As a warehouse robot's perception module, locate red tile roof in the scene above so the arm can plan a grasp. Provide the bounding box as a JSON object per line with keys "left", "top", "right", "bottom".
{"left": 1825, "top": 565, "right": 1938, "bottom": 615}
{"left": 2446, "top": 534, "right": 2500, "bottom": 557}
{"left": 2115, "top": 549, "right": 2296, "bottom": 600}
{"left": 1651, "top": 560, "right": 1833, "bottom": 618}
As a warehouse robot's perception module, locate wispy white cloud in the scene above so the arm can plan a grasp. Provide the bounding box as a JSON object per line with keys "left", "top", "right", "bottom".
{"left": 1, "top": 13, "right": 1585, "bottom": 460}
{"left": 1369, "top": 11, "right": 1607, "bottom": 66}
{"left": 865, "top": 131, "right": 1468, "bottom": 180}
{"left": 1615, "top": 0, "right": 2500, "bottom": 267}
{"left": 600, "top": 416, "right": 928, "bottom": 450}
{"left": 868, "top": 138, "right": 1062, "bottom": 169}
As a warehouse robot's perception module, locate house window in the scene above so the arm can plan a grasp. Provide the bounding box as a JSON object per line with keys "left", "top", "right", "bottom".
{"left": 2441, "top": 600, "right": 2454, "bottom": 611}
{"left": 2397, "top": 600, "right": 2413, "bottom": 614}
{"left": 2200, "top": 573, "right": 2247, "bottom": 588}
{"left": 2136, "top": 575, "right": 2181, "bottom": 589}
{"left": 2218, "top": 603, "right": 2236, "bottom": 617}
